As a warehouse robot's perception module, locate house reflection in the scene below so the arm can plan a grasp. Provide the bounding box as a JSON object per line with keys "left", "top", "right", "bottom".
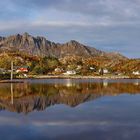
{"left": 103, "top": 79, "right": 108, "bottom": 87}
{"left": 134, "top": 80, "right": 139, "bottom": 86}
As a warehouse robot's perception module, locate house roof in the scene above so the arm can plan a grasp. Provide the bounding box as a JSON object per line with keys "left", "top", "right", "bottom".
{"left": 16, "top": 66, "right": 29, "bottom": 69}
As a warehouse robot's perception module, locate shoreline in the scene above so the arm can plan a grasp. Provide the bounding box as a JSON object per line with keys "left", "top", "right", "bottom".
{"left": 28, "top": 75, "right": 140, "bottom": 79}
{"left": 0, "top": 75, "right": 139, "bottom": 83}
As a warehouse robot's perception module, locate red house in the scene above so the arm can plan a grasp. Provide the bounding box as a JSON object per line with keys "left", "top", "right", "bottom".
{"left": 16, "top": 66, "right": 29, "bottom": 73}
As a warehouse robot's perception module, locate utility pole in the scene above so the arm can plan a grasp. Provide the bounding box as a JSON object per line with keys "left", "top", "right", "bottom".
{"left": 11, "top": 61, "right": 13, "bottom": 81}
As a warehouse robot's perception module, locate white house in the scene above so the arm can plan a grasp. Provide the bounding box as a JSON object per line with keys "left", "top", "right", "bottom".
{"left": 63, "top": 70, "right": 76, "bottom": 75}
{"left": 103, "top": 69, "right": 109, "bottom": 74}
{"left": 99, "top": 68, "right": 109, "bottom": 74}
{"left": 54, "top": 68, "right": 63, "bottom": 73}
{"left": 132, "top": 71, "right": 140, "bottom": 75}
{"left": 90, "top": 67, "right": 95, "bottom": 70}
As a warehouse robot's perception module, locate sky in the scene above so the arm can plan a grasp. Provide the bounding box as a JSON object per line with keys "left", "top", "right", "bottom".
{"left": 0, "top": 0, "right": 140, "bottom": 58}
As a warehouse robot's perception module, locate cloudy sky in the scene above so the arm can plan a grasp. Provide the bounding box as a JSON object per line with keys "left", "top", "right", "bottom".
{"left": 0, "top": 0, "right": 140, "bottom": 58}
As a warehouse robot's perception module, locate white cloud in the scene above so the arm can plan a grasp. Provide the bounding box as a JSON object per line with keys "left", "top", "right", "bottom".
{"left": 0, "top": 0, "right": 140, "bottom": 57}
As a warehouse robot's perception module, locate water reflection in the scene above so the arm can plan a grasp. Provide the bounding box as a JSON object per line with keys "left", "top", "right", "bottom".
{"left": 0, "top": 79, "right": 140, "bottom": 140}
{"left": 0, "top": 79, "right": 139, "bottom": 114}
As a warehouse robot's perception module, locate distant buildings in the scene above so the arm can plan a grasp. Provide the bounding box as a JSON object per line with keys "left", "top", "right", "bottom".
{"left": 103, "top": 69, "right": 109, "bottom": 74}
{"left": 99, "top": 68, "right": 109, "bottom": 75}
{"left": 132, "top": 71, "right": 140, "bottom": 75}
{"left": 54, "top": 68, "right": 64, "bottom": 73}
{"left": 89, "top": 67, "right": 96, "bottom": 71}
{"left": 63, "top": 70, "right": 76, "bottom": 75}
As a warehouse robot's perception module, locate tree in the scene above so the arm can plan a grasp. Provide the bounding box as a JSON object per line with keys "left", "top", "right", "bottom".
{"left": 41, "top": 57, "right": 60, "bottom": 71}
{"left": 0, "top": 54, "right": 11, "bottom": 69}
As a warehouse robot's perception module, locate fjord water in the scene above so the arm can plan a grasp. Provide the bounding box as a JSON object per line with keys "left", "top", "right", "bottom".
{"left": 0, "top": 79, "right": 140, "bottom": 140}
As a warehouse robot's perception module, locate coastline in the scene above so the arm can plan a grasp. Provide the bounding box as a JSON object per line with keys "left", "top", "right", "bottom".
{"left": 0, "top": 75, "right": 139, "bottom": 83}
{"left": 28, "top": 75, "right": 140, "bottom": 79}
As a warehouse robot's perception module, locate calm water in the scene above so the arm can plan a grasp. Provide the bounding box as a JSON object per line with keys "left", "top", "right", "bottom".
{"left": 0, "top": 79, "right": 140, "bottom": 140}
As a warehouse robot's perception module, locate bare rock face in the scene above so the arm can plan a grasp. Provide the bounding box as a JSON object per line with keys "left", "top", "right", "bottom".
{"left": 0, "top": 33, "right": 127, "bottom": 60}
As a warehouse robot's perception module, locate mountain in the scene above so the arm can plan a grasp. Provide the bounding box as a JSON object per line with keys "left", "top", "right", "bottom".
{"left": 0, "top": 33, "right": 127, "bottom": 60}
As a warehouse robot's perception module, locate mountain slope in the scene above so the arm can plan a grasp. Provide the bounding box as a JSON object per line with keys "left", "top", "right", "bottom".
{"left": 0, "top": 33, "right": 127, "bottom": 60}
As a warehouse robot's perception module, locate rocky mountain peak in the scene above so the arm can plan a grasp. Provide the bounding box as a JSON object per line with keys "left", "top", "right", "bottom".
{"left": 23, "top": 32, "right": 30, "bottom": 37}
{"left": 68, "top": 40, "right": 81, "bottom": 45}
{"left": 0, "top": 32, "right": 127, "bottom": 60}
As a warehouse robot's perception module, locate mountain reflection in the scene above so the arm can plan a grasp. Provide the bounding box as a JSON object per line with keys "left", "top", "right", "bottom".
{"left": 0, "top": 80, "right": 139, "bottom": 114}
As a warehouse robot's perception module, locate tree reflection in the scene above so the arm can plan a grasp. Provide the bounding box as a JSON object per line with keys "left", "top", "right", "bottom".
{"left": 0, "top": 80, "right": 139, "bottom": 114}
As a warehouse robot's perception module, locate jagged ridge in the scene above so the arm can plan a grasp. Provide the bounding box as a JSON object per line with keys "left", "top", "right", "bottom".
{"left": 0, "top": 33, "right": 127, "bottom": 59}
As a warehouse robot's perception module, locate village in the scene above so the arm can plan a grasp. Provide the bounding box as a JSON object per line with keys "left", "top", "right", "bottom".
{"left": 0, "top": 62, "right": 140, "bottom": 80}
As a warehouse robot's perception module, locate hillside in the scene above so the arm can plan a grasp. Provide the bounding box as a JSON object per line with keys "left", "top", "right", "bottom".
{"left": 112, "top": 59, "right": 140, "bottom": 72}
